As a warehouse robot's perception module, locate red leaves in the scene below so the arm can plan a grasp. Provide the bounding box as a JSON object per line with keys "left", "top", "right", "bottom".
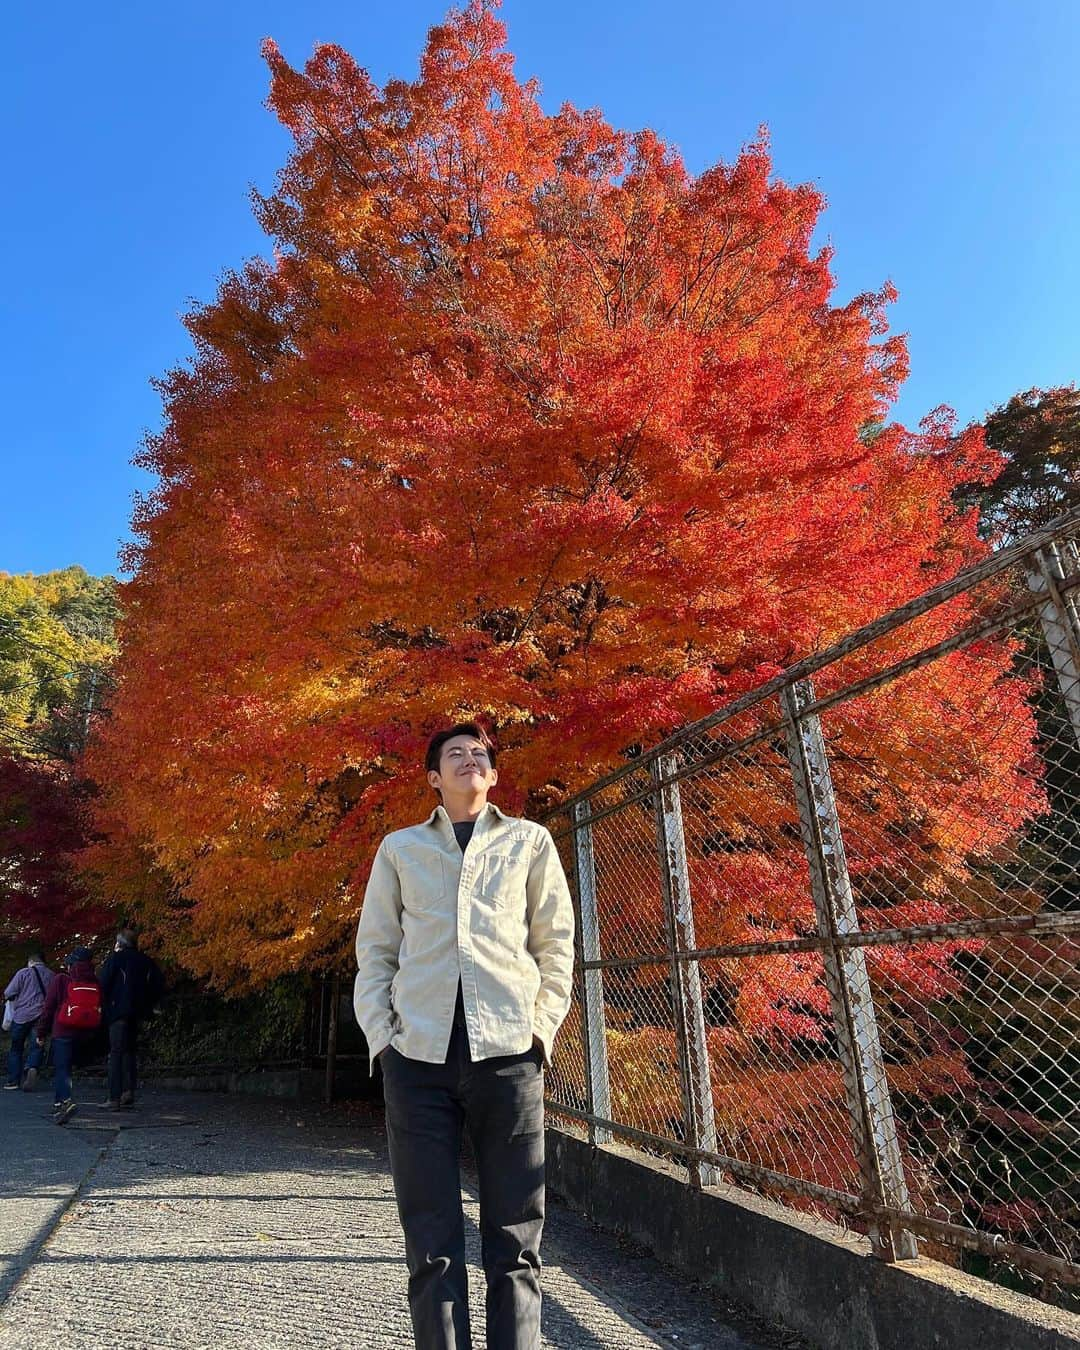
{"left": 87, "top": 4, "right": 1039, "bottom": 1000}
{"left": 0, "top": 754, "right": 109, "bottom": 949}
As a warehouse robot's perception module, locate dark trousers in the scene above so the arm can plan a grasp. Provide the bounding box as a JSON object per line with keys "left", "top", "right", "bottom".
{"left": 6, "top": 1020, "right": 44, "bottom": 1086}
{"left": 380, "top": 1017, "right": 546, "bottom": 1350}
{"left": 108, "top": 1019, "right": 138, "bottom": 1101}
{"left": 52, "top": 1036, "right": 75, "bottom": 1104}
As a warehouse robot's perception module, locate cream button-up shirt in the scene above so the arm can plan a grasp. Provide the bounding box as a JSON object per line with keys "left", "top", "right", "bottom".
{"left": 353, "top": 802, "right": 575, "bottom": 1073}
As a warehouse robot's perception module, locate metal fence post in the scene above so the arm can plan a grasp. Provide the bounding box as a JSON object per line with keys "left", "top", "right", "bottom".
{"left": 324, "top": 968, "right": 341, "bottom": 1106}
{"left": 1026, "top": 542, "right": 1080, "bottom": 747}
{"left": 574, "top": 800, "right": 612, "bottom": 1145}
{"left": 781, "top": 680, "right": 918, "bottom": 1261}
{"left": 651, "top": 755, "right": 720, "bottom": 1189}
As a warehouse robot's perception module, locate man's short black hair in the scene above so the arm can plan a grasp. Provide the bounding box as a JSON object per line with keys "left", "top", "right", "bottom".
{"left": 425, "top": 723, "right": 497, "bottom": 775}
{"left": 27, "top": 948, "right": 45, "bottom": 963}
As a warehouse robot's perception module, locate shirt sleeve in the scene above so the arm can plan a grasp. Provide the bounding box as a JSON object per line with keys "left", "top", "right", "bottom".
{"left": 525, "top": 827, "right": 576, "bottom": 1067}
{"left": 353, "top": 839, "right": 404, "bottom": 1074}
{"left": 4, "top": 970, "right": 24, "bottom": 1001}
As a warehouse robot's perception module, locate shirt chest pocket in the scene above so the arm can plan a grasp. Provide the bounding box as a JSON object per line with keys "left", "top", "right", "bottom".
{"left": 398, "top": 854, "right": 452, "bottom": 916}
{"left": 479, "top": 847, "right": 531, "bottom": 915}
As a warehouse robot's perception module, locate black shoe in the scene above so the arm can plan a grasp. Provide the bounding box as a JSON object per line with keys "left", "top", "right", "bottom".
{"left": 119, "top": 1091, "right": 135, "bottom": 1109}
{"left": 22, "top": 1067, "right": 38, "bottom": 1091}
{"left": 55, "top": 1100, "right": 78, "bottom": 1126}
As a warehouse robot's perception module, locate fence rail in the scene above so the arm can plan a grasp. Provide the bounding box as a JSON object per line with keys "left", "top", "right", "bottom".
{"left": 543, "top": 509, "right": 1080, "bottom": 1305}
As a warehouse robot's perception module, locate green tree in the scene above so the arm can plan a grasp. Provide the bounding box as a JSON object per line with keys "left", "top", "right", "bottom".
{"left": 957, "top": 386, "right": 1080, "bottom": 543}
{"left": 0, "top": 567, "right": 118, "bottom": 761}
{"left": 0, "top": 568, "right": 119, "bottom": 951}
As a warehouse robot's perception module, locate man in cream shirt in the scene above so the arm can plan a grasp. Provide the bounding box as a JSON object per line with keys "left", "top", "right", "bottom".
{"left": 354, "top": 723, "right": 575, "bottom": 1350}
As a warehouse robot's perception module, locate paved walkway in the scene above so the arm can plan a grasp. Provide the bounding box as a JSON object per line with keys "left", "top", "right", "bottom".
{"left": 0, "top": 1085, "right": 799, "bottom": 1350}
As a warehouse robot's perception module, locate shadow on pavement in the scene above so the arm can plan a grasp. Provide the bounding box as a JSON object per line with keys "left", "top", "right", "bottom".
{"left": 0, "top": 1082, "right": 793, "bottom": 1349}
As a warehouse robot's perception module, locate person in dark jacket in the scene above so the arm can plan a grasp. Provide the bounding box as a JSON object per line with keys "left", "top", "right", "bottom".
{"left": 36, "top": 948, "right": 98, "bottom": 1125}
{"left": 97, "top": 928, "right": 164, "bottom": 1110}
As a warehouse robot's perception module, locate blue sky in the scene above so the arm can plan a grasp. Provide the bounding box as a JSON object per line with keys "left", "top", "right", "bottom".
{"left": 3, "top": 0, "right": 1078, "bottom": 578}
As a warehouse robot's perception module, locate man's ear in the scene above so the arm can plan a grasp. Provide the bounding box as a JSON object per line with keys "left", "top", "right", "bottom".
{"left": 488, "top": 768, "right": 499, "bottom": 788}
{"left": 427, "top": 768, "right": 442, "bottom": 793}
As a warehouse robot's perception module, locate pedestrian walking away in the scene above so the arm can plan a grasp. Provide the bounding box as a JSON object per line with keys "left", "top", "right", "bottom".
{"left": 354, "top": 722, "right": 575, "bottom": 1350}
{"left": 97, "top": 927, "right": 164, "bottom": 1109}
{"left": 35, "top": 947, "right": 102, "bottom": 1125}
{"left": 4, "top": 949, "right": 55, "bottom": 1091}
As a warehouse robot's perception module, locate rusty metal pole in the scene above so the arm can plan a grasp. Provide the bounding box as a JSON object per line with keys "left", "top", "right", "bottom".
{"left": 323, "top": 969, "right": 341, "bottom": 1106}
{"left": 1027, "top": 542, "right": 1080, "bottom": 748}
{"left": 781, "top": 680, "right": 918, "bottom": 1261}
{"left": 574, "top": 800, "right": 612, "bottom": 1145}
{"left": 316, "top": 974, "right": 327, "bottom": 1057}
{"left": 652, "top": 755, "right": 720, "bottom": 1189}
{"left": 299, "top": 980, "right": 314, "bottom": 1074}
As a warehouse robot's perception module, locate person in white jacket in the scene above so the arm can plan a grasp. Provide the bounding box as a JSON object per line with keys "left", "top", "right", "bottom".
{"left": 354, "top": 722, "right": 575, "bottom": 1350}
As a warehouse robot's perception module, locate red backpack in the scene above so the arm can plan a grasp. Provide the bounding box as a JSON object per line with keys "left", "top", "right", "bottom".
{"left": 57, "top": 976, "right": 102, "bottom": 1032}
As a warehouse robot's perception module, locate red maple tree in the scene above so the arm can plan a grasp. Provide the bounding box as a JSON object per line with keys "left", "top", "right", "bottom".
{"left": 0, "top": 752, "right": 110, "bottom": 951}
{"left": 85, "top": 0, "right": 1035, "bottom": 1064}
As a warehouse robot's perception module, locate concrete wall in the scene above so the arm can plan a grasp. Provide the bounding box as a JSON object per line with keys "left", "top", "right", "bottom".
{"left": 144, "top": 1055, "right": 374, "bottom": 1100}
{"left": 147, "top": 1066, "right": 321, "bottom": 1098}
{"left": 546, "top": 1128, "right": 1080, "bottom": 1350}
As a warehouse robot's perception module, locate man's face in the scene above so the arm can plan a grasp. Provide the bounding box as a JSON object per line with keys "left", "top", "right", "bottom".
{"left": 428, "top": 735, "right": 498, "bottom": 799}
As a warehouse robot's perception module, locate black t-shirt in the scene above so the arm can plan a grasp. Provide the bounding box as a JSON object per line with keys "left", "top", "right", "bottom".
{"left": 451, "top": 819, "right": 476, "bottom": 1023}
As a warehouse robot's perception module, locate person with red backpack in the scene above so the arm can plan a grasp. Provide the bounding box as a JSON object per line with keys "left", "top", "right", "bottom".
{"left": 35, "top": 947, "right": 102, "bottom": 1125}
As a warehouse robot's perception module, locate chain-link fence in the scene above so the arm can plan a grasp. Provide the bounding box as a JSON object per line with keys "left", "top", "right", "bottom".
{"left": 543, "top": 511, "right": 1080, "bottom": 1308}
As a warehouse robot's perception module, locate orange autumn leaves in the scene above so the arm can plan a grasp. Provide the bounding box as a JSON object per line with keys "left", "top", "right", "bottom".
{"left": 86, "top": 2, "right": 1036, "bottom": 995}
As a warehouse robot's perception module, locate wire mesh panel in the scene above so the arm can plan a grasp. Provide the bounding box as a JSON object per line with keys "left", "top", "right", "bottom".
{"left": 588, "top": 765, "right": 672, "bottom": 961}
{"left": 545, "top": 970, "right": 589, "bottom": 1123}
{"left": 588, "top": 773, "right": 685, "bottom": 1151}
{"left": 865, "top": 933, "right": 1079, "bottom": 1286}
{"left": 698, "top": 951, "right": 861, "bottom": 1204}
{"left": 544, "top": 819, "right": 590, "bottom": 1126}
{"left": 542, "top": 509, "right": 1080, "bottom": 1307}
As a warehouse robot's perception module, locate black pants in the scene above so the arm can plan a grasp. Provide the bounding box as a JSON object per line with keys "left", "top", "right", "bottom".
{"left": 380, "top": 1016, "right": 546, "bottom": 1350}
{"left": 108, "top": 1018, "right": 138, "bottom": 1101}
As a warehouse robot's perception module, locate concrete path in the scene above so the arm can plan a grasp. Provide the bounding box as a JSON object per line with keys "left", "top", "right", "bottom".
{"left": 0, "top": 1086, "right": 800, "bottom": 1349}
{"left": 0, "top": 1088, "right": 107, "bottom": 1304}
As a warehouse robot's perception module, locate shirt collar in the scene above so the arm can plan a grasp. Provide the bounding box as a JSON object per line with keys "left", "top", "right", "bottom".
{"left": 423, "top": 801, "right": 508, "bottom": 829}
